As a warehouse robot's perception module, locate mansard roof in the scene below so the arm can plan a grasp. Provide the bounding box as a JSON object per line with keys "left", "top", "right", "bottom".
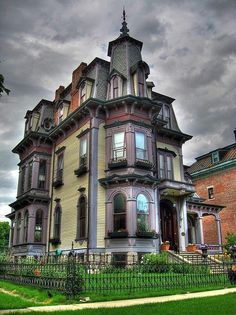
{"left": 188, "top": 142, "right": 236, "bottom": 174}
{"left": 108, "top": 34, "right": 143, "bottom": 57}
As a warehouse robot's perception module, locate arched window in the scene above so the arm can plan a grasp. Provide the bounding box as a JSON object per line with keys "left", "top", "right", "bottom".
{"left": 54, "top": 206, "right": 61, "bottom": 240}
{"left": 137, "top": 194, "right": 149, "bottom": 231}
{"left": 77, "top": 196, "right": 87, "bottom": 239}
{"left": 112, "top": 76, "right": 119, "bottom": 98}
{"left": 16, "top": 213, "right": 22, "bottom": 244}
{"left": 34, "top": 209, "right": 43, "bottom": 242}
{"left": 113, "top": 193, "right": 126, "bottom": 232}
{"left": 138, "top": 70, "right": 145, "bottom": 97}
{"left": 23, "top": 210, "right": 29, "bottom": 243}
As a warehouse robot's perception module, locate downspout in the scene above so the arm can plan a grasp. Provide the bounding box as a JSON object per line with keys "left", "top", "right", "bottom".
{"left": 86, "top": 118, "right": 92, "bottom": 261}
{"left": 153, "top": 116, "right": 161, "bottom": 251}
{"left": 47, "top": 141, "right": 56, "bottom": 255}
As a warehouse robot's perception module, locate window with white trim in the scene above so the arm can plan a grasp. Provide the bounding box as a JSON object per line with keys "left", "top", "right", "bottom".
{"left": 80, "top": 137, "right": 87, "bottom": 166}
{"left": 113, "top": 132, "right": 126, "bottom": 160}
{"left": 158, "top": 152, "right": 173, "bottom": 180}
{"left": 208, "top": 187, "right": 214, "bottom": 199}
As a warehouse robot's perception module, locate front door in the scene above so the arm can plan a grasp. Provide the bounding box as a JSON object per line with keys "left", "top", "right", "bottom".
{"left": 160, "top": 200, "right": 178, "bottom": 250}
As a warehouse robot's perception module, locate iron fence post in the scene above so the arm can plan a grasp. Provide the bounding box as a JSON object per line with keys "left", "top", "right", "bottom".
{"left": 65, "top": 250, "right": 77, "bottom": 299}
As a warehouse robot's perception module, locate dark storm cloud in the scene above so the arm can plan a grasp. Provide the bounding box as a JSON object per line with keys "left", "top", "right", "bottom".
{"left": 0, "top": 0, "right": 236, "bottom": 218}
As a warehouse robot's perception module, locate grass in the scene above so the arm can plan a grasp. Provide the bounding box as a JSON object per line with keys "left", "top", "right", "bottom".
{"left": 0, "top": 292, "right": 35, "bottom": 309}
{"left": 6, "top": 292, "right": 236, "bottom": 315}
{"left": 0, "top": 280, "right": 69, "bottom": 305}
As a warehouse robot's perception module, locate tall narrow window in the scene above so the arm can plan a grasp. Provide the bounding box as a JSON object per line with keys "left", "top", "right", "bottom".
{"left": 138, "top": 70, "right": 144, "bottom": 97}
{"left": 113, "top": 76, "right": 119, "bottom": 98}
{"left": 58, "top": 105, "right": 63, "bottom": 124}
{"left": 77, "top": 196, "right": 86, "bottom": 239}
{"left": 166, "top": 156, "right": 173, "bottom": 180}
{"left": 80, "top": 138, "right": 87, "bottom": 166}
{"left": 34, "top": 210, "right": 43, "bottom": 242}
{"left": 135, "top": 132, "right": 146, "bottom": 160}
{"left": 159, "top": 154, "right": 165, "bottom": 179}
{"left": 113, "top": 132, "right": 125, "bottom": 160}
{"left": 19, "top": 167, "right": 26, "bottom": 195}
{"left": 57, "top": 154, "right": 64, "bottom": 180}
{"left": 158, "top": 152, "right": 173, "bottom": 180}
{"left": 38, "top": 160, "right": 46, "bottom": 189}
{"left": 16, "top": 213, "right": 21, "bottom": 244}
{"left": 54, "top": 206, "right": 61, "bottom": 240}
{"left": 23, "top": 210, "right": 29, "bottom": 243}
{"left": 137, "top": 194, "right": 149, "bottom": 231}
{"left": 80, "top": 82, "right": 86, "bottom": 104}
{"left": 114, "top": 193, "right": 126, "bottom": 232}
{"left": 208, "top": 187, "right": 214, "bottom": 199}
{"left": 163, "top": 105, "right": 171, "bottom": 128}
{"left": 27, "top": 161, "right": 33, "bottom": 190}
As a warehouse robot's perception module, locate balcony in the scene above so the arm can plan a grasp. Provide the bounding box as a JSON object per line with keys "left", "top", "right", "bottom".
{"left": 52, "top": 169, "right": 63, "bottom": 188}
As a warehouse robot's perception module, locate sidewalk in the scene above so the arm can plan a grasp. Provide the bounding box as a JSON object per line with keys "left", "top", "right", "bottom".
{"left": 1, "top": 288, "right": 236, "bottom": 314}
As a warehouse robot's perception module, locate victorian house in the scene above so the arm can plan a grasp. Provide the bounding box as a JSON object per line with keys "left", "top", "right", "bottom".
{"left": 7, "top": 13, "right": 224, "bottom": 258}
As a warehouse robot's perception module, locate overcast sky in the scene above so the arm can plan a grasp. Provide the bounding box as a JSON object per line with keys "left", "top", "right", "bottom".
{"left": 0, "top": 0, "right": 236, "bottom": 221}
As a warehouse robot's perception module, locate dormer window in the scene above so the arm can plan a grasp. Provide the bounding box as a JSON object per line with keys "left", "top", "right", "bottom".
{"left": 163, "top": 105, "right": 171, "bottom": 128}
{"left": 80, "top": 82, "right": 86, "bottom": 104}
{"left": 138, "top": 70, "right": 145, "bottom": 97}
{"left": 212, "top": 151, "right": 220, "bottom": 164}
{"left": 113, "top": 76, "right": 119, "bottom": 98}
{"left": 58, "top": 105, "right": 63, "bottom": 124}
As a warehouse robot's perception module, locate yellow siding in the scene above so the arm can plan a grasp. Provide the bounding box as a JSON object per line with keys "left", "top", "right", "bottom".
{"left": 50, "top": 122, "right": 90, "bottom": 251}
{"left": 97, "top": 123, "right": 106, "bottom": 247}
{"left": 157, "top": 142, "right": 181, "bottom": 181}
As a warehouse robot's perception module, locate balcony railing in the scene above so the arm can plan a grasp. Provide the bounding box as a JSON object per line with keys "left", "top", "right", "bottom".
{"left": 74, "top": 154, "right": 88, "bottom": 176}
{"left": 52, "top": 169, "right": 63, "bottom": 188}
{"left": 109, "top": 147, "right": 127, "bottom": 169}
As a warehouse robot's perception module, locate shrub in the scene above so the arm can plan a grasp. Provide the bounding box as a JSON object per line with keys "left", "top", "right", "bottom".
{"left": 141, "top": 252, "right": 170, "bottom": 273}
{"left": 224, "top": 232, "right": 236, "bottom": 256}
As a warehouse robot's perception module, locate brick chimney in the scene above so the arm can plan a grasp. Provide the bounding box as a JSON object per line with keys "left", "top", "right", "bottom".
{"left": 55, "top": 85, "right": 65, "bottom": 102}
{"left": 70, "top": 62, "right": 87, "bottom": 113}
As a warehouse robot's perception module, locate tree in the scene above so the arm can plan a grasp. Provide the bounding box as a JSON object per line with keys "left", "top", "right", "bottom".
{"left": 0, "top": 221, "right": 10, "bottom": 250}
{"left": 0, "top": 74, "right": 10, "bottom": 96}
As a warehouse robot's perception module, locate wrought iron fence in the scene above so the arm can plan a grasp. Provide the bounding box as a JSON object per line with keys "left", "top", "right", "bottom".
{"left": 0, "top": 252, "right": 235, "bottom": 298}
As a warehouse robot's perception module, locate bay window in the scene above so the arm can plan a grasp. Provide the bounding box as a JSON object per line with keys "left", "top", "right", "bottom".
{"left": 113, "top": 193, "right": 126, "bottom": 232}
{"left": 135, "top": 132, "right": 146, "bottom": 160}
{"left": 34, "top": 209, "right": 43, "bottom": 242}
{"left": 38, "top": 160, "right": 46, "bottom": 189}
{"left": 137, "top": 194, "right": 149, "bottom": 231}
{"left": 113, "top": 132, "right": 126, "bottom": 160}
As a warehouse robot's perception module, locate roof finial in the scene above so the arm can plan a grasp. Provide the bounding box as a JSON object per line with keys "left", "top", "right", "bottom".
{"left": 120, "top": 7, "right": 129, "bottom": 37}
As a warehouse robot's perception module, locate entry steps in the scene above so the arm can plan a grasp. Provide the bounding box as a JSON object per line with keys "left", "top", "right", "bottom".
{"left": 167, "top": 251, "right": 227, "bottom": 274}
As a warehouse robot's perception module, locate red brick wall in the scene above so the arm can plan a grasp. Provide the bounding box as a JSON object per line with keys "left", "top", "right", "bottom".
{"left": 192, "top": 167, "right": 236, "bottom": 243}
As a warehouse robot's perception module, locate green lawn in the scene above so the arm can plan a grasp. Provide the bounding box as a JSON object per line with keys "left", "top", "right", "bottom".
{"left": 0, "top": 292, "right": 35, "bottom": 309}
{"left": 6, "top": 292, "right": 236, "bottom": 315}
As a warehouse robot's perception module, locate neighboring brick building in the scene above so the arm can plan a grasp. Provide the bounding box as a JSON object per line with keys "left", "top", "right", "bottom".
{"left": 188, "top": 132, "right": 236, "bottom": 244}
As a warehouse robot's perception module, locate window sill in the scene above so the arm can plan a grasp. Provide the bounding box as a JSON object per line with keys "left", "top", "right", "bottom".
{"left": 74, "top": 165, "right": 88, "bottom": 177}
{"left": 136, "top": 231, "right": 158, "bottom": 238}
{"left": 52, "top": 179, "right": 63, "bottom": 188}
{"left": 108, "top": 159, "right": 127, "bottom": 169}
{"left": 49, "top": 238, "right": 61, "bottom": 245}
{"left": 135, "top": 159, "right": 153, "bottom": 169}
{"left": 108, "top": 231, "right": 129, "bottom": 238}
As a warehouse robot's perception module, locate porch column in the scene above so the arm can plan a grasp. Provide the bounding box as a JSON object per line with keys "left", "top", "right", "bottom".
{"left": 196, "top": 216, "right": 204, "bottom": 244}
{"left": 215, "top": 216, "right": 223, "bottom": 250}
{"left": 179, "top": 198, "right": 188, "bottom": 252}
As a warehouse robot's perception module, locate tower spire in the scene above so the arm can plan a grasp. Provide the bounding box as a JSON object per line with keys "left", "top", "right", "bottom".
{"left": 120, "top": 7, "right": 129, "bottom": 37}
